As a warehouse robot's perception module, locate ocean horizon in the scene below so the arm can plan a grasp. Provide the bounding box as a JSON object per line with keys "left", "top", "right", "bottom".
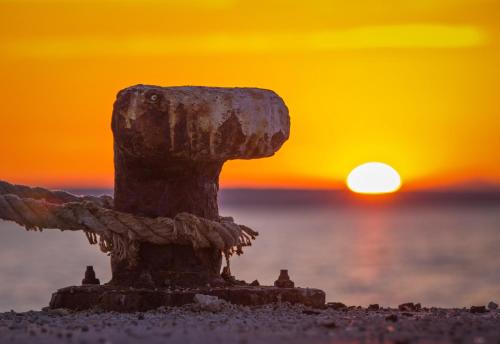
{"left": 63, "top": 187, "right": 500, "bottom": 206}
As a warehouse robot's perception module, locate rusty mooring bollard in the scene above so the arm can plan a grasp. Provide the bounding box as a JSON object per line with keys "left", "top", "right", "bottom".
{"left": 274, "top": 269, "right": 295, "bottom": 288}
{"left": 110, "top": 85, "right": 290, "bottom": 287}
{"left": 82, "top": 266, "right": 100, "bottom": 285}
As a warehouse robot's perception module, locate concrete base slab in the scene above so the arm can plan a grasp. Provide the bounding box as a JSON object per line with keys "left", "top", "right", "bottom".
{"left": 49, "top": 285, "right": 326, "bottom": 312}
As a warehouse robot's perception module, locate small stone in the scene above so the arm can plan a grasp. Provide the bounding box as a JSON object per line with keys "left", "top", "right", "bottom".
{"left": 326, "top": 302, "right": 347, "bottom": 310}
{"left": 470, "top": 306, "right": 488, "bottom": 314}
{"left": 385, "top": 314, "right": 398, "bottom": 322}
{"left": 487, "top": 301, "right": 498, "bottom": 310}
{"left": 302, "top": 309, "right": 321, "bottom": 315}
{"left": 250, "top": 280, "right": 260, "bottom": 286}
{"left": 367, "top": 304, "right": 380, "bottom": 311}
{"left": 193, "top": 294, "right": 228, "bottom": 313}
{"left": 398, "top": 302, "right": 421, "bottom": 312}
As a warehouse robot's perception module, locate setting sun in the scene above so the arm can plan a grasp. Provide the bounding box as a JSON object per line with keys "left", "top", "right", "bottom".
{"left": 347, "top": 162, "right": 402, "bottom": 194}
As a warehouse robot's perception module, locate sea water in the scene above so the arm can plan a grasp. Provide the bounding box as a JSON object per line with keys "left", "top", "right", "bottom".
{"left": 0, "top": 190, "right": 499, "bottom": 311}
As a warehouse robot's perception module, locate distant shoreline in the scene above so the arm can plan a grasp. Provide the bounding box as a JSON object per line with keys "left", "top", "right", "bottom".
{"left": 62, "top": 188, "right": 500, "bottom": 207}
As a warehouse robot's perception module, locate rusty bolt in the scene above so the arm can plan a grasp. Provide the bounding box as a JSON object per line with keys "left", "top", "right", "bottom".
{"left": 274, "top": 269, "right": 295, "bottom": 288}
{"left": 82, "top": 266, "right": 100, "bottom": 285}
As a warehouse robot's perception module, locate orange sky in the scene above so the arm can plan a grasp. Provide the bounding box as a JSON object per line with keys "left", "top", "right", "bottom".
{"left": 1, "top": 0, "right": 499, "bottom": 190}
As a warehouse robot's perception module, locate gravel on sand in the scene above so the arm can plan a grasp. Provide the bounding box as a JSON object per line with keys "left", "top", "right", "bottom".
{"left": 1, "top": 301, "right": 500, "bottom": 344}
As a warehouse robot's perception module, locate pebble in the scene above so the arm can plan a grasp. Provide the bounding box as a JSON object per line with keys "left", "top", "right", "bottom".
{"left": 470, "top": 306, "right": 488, "bottom": 314}
{"left": 326, "top": 302, "right": 347, "bottom": 310}
{"left": 398, "top": 303, "right": 421, "bottom": 312}
{"left": 249, "top": 280, "right": 260, "bottom": 286}
{"left": 193, "top": 294, "right": 230, "bottom": 313}
{"left": 487, "top": 302, "right": 498, "bottom": 310}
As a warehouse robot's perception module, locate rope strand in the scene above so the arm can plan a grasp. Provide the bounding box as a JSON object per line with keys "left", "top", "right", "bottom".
{"left": 0, "top": 180, "right": 258, "bottom": 262}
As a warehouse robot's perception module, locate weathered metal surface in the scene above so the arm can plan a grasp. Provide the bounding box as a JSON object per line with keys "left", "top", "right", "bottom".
{"left": 112, "top": 85, "right": 290, "bottom": 161}
{"left": 49, "top": 285, "right": 326, "bottom": 312}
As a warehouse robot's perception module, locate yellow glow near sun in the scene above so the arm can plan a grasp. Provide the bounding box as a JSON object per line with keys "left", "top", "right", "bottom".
{"left": 347, "top": 162, "right": 402, "bottom": 194}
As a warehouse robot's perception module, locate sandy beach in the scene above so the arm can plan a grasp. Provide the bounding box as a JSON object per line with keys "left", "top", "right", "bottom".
{"left": 2, "top": 301, "right": 500, "bottom": 344}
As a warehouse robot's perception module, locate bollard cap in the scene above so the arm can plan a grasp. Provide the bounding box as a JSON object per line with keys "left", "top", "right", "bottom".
{"left": 112, "top": 85, "right": 290, "bottom": 162}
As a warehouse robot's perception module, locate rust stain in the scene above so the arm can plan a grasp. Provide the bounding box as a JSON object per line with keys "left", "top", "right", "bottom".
{"left": 173, "top": 103, "right": 190, "bottom": 153}
{"left": 215, "top": 111, "right": 246, "bottom": 156}
{"left": 271, "top": 131, "right": 286, "bottom": 151}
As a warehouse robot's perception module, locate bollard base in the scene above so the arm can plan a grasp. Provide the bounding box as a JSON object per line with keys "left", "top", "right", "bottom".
{"left": 49, "top": 285, "right": 326, "bottom": 312}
